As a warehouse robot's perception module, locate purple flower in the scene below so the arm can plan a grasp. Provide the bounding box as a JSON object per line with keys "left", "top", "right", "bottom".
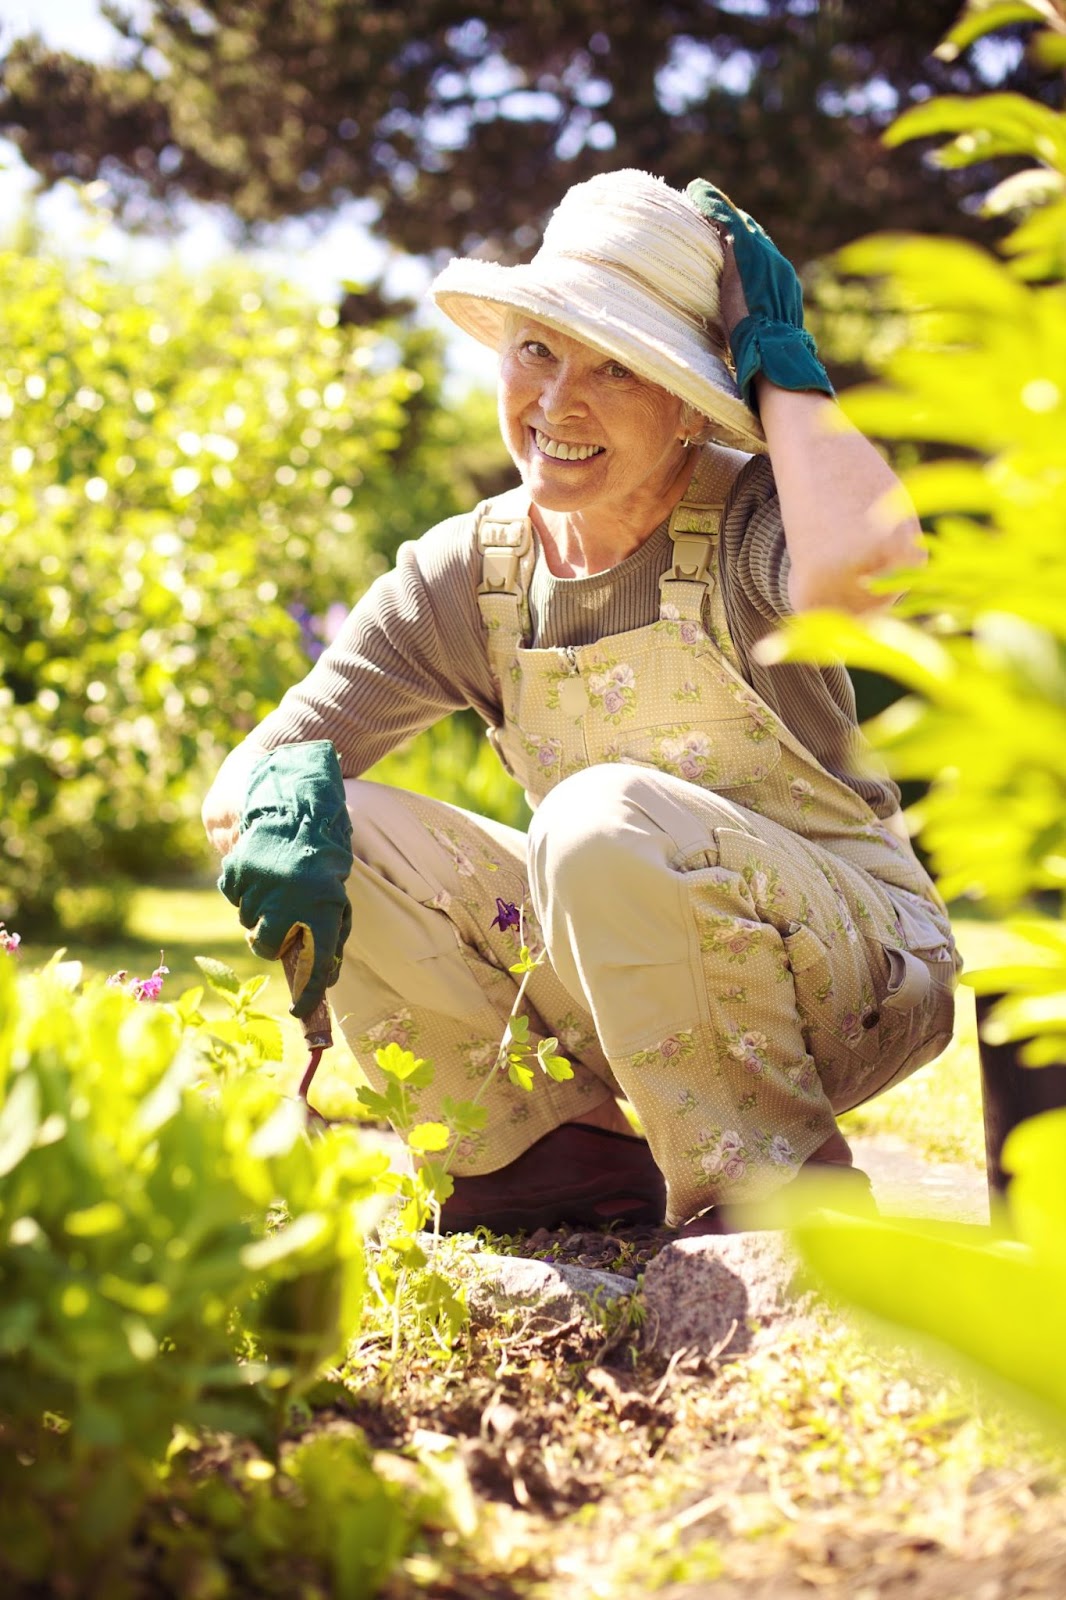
{"left": 288, "top": 601, "right": 351, "bottom": 662}
{"left": 0, "top": 924, "right": 21, "bottom": 955}
{"left": 288, "top": 601, "right": 324, "bottom": 661}
{"left": 490, "top": 899, "right": 521, "bottom": 934}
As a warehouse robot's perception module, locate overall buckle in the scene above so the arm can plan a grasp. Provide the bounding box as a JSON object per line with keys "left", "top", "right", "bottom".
{"left": 664, "top": 501, "right": 720, "bottom": 584}
{"left": 478, "top": 517, "right": 533, "bottom": 594}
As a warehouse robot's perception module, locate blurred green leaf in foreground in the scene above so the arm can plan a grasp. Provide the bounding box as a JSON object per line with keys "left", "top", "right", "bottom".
{"left": 786, "top": 0, "right": 1066, "bottom": 1430}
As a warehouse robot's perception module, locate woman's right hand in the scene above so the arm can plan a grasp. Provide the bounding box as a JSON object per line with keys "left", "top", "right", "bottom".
{"left": 209, "top": 740, "right": 354, "bottom": 1018}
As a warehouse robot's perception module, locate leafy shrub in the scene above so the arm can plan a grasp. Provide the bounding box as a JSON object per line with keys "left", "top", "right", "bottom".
{"left": 0, "top": 952, "right": 388, "bottom": 1587}
{"left": 0, "top": 252, "right": 507, "bottom": 934}
{"left": 367, "top": 709, "right": 533, "bottom": 833}
{"left": 783, "top": 0, "right": 1066, "bottom": 1429}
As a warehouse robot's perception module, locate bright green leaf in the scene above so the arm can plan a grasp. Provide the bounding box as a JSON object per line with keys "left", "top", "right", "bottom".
{"left": 194, "top": 956, "right": 241, "bottom": 995}
{"left": 407, "top": 1121, "right": 450, "bottom": 1153}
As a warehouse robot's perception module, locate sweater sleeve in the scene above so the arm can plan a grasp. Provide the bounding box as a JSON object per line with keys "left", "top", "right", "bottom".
{"left": 722, "top": 453, "right": 793, "bottom": 621}
{"left": 251, "top": 512, "right": 502, "bottom": 776}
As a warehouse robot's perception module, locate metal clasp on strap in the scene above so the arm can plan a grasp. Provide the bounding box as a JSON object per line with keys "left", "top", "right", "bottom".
{"left": 477, "top": 516, "right": 533, "bottom": 595}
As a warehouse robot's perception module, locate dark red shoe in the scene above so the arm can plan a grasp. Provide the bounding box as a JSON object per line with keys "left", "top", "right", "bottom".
{"left": 438, "top": 1123, "right": 667, "bottom": 1234}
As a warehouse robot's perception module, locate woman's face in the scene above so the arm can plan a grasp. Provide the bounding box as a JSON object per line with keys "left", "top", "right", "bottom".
{"left": 497, "top": 317, "right": 689, "bottom": 517}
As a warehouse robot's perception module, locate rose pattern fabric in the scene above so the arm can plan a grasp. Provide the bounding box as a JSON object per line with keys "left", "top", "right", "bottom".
{"left": 357, "top": 1007, "right": 420, "bottom": 1056}
{"left": 655, "top": 729, "right": 717, "bottom": 783}
{"left": 587, "top": 660, "right": 637, "bottom": 722}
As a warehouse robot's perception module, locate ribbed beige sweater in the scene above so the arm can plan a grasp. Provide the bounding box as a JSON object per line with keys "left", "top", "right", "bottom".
{"left": 253, "top": 446, "right": 899, "bottom": 818}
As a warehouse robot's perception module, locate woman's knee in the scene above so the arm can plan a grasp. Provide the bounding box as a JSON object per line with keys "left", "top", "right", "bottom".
{"left": 526, "top": 763, "right": 728, "bottom": 909}
{"left": 343, "top": 778, "right": 415, "bottom": 860}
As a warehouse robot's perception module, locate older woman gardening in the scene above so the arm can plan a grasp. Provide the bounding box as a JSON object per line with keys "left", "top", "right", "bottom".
{"left": 202, "top": 169, "right": 959, "bottom": 1234}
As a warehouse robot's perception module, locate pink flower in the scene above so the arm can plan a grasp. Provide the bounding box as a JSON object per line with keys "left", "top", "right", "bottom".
{"left": 109, "top": 952, "right": 169, "bottom": 1002}
{"left": 132, "top": 968, "right": 169, "bottom": 1002}
{"left": 0, "top": 924, "right": 21, "bottom": 955}
{"left": 603, "top": 686, "right": 626, "bottom": 715}
{"left": 659, "top": 1036, "right": 682, "bottom": 1059}
{"left": 679, "top": 620, "right": 700, "bottom": 644}
{"left": 723, "top": 1156, "right": 747, "bottom": 1181}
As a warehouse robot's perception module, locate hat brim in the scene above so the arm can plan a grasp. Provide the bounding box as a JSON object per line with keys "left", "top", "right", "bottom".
{"left": 431, "top": 256, "right": 766, "bottom": 456}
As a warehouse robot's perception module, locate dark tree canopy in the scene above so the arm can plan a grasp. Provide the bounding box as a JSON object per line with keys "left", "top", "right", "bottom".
{"left": 1, "top": 1, "right": 1060, "bottom": 265}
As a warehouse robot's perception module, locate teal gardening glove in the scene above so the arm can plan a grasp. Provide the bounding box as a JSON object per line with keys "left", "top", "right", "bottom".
{"left": 686, "top": 179, "right": 833, "bottom": 411}
{"left": 219, "top": 741, "right": 353, "bottom": 1020}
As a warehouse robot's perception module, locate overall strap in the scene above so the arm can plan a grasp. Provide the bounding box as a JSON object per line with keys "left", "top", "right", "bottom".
{"left": 659, "top": 498, "right": 722, "bottom": 623}
{"left": 474, "top": 486, "right": 534, "bottom": 653}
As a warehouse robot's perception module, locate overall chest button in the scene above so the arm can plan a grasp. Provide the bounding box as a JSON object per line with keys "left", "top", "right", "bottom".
{"left": 861, "top": 1008, "right": 881, "bottom": 1030}
{"left": 558, "top": 677, "right": 589, "bottom": 716}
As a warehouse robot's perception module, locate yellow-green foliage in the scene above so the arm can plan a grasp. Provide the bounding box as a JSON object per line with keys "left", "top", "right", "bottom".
{"left": 0, "top": 253, "right": 504, "bottom": 934}
{"left": 0, "top": 953, "right": 387, "bottom": 1585}
{"left": 789, "top": 0, "right": 1066, "bottom": 1427}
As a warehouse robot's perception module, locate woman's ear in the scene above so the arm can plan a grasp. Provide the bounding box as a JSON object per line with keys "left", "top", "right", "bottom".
{"left": 678, "top": 403, "right": 713, "bottom": 446}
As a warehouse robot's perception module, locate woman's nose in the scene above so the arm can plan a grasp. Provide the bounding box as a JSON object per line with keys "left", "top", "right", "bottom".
{"left": 540, "top": 364, "right": 585, "bottom": 420}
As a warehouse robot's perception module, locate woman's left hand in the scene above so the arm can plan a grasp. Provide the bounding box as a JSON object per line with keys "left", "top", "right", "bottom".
{"left": 688, "top": 178, "right": 833, "bottom": 411}
{"left": 715, "top": 232, "right": 750, "bottom": 339}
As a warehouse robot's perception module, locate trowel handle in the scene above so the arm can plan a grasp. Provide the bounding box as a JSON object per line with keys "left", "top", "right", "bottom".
{"left": 280, "top": 932, "right": 333, "bottom": 1052}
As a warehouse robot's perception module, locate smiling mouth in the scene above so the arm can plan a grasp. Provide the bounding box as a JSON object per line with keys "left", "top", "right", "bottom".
{"left": 533, "top": 428, "right": 605, "bottom": 462}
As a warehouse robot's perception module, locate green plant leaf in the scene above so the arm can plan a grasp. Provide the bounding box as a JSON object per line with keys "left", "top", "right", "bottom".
{"left": 407, "top": 1121, "right": 450, "bottom": 1153}
{"left": 240, "top": 1211, "right": 329, "bottom": 1270}
{"left": 373, "top": 1042, "right": 433, "bottom": 1086}
{"left": 536, "top": 1039, "right": 575, "bottom": 1081}
{"left": 195, "top": 955, "right": 242, "bottom": 995}
{"left": 441, "top": 1096, "right": 489, "bottom": 1135}
{"left": 507, "top": 1060, "right": 535, "bottom": 1092}
{"left": 885, "top": 93, "right": 1066, "bottom": 173}
{"left": 935, "top": 1, "right": 1057, "bottom": 61}
{"left": 795, "top": 1212, "right": 1066, "bottom": 1424}
{"left": 0, "top": 1072, "right": 40, "bottom": 1178}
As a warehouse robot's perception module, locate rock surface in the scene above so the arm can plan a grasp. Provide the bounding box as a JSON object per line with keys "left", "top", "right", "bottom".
{"left": 462, "top": 1252, "right": 635, "bottom": 1326}
{"left": 641, "top": 1231, "right": 808, "bottom": 1359}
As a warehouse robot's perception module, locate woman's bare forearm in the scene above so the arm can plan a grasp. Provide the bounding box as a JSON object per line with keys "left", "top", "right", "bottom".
{"left": 756, "top": 382, "right": 924, "bottom": 615}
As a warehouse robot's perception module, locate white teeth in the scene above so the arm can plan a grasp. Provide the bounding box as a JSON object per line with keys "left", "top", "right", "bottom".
{"left": 534, "top": 429, "right": 604, "bottom": 461}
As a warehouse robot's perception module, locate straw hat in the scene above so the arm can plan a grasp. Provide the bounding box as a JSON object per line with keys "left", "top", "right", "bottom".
{"left": 430, "top": 168, "right": 765, "bottom": 455}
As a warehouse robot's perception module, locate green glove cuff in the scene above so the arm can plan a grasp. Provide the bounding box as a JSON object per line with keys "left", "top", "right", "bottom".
{"left": 730, "top": 317, "right": 834, "bottom": 411}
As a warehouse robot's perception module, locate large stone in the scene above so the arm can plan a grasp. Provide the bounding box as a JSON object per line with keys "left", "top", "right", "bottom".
{"left": 640, "top": 1231, "right": 809, "bottom": 1359}
{"left": 462, "top": 1252, "right": 635, "bottom": 1326}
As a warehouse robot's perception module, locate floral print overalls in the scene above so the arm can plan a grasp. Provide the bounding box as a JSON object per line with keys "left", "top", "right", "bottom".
{"left": 332, "top": 453, "right": 959, "bottom": 1223}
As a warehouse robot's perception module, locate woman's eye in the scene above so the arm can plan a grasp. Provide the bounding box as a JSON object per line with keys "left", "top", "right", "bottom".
{"left": 605, "top": 361, "right": 632, "bottom": 379}
{"left": 522, "top": 340, "right": 552, "bottom": 358}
